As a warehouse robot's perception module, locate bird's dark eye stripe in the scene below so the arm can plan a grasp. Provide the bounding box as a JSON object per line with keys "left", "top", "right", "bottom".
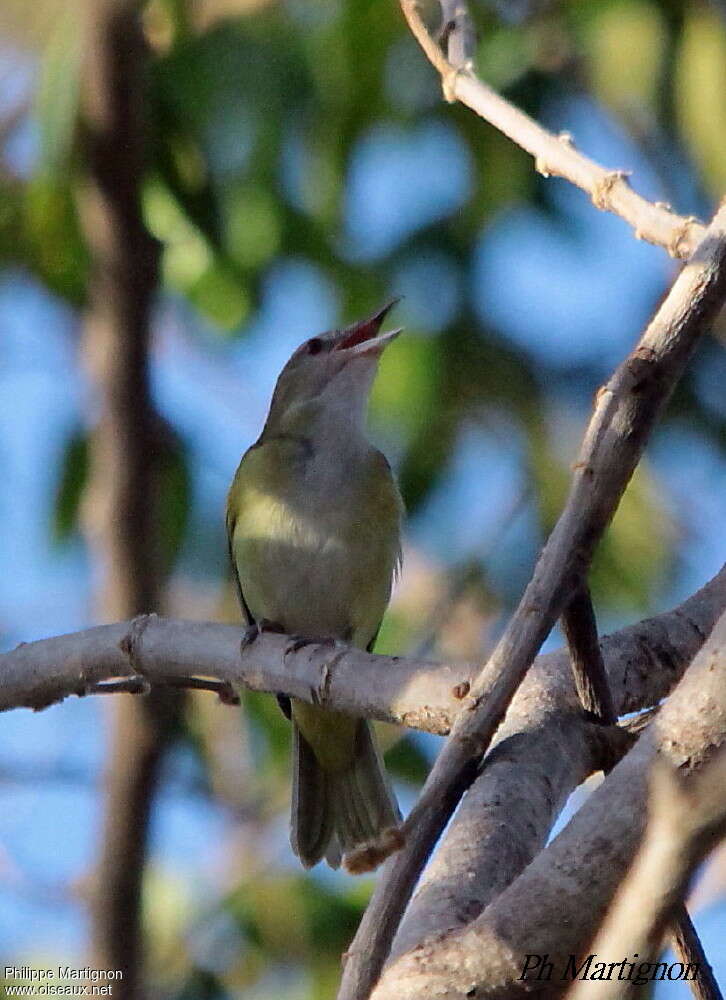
{"left": 307, "top": 337, "right": 323, "bottom": 355}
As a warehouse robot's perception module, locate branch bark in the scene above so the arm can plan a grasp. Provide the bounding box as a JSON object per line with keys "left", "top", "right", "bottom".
{"left": 399, "top": 0, "right": 706, "bottom": 258}
{"left": 337, "top": 202, "right": 726, "bottom": 1000}
{"left": 567, "top": 753, "right": 726, "bottom": 1000}
{"left": 561, "top": 584, "right": 616, "bottom": 726}
{"left": 371, "top": 607, "right": 726, "bottom": 999}
{"left": 561, "top": 584, "right": 716, "bottom": 1000}
{"left": 0, "top": 579, "right": 723, "bottom": 996}
{"left": 388, "top": 564, "right": 724, "bottom": 959}
{"left": 0, "top": 563, "right": 723, "bottom": 726}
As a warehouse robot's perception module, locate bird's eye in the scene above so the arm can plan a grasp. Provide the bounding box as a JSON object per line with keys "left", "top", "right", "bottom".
{"left": 307, "top": 337, "right": 323, "bottom": 355}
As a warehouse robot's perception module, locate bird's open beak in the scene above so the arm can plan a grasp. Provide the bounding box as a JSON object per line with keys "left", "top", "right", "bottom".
{"left": 334, "top": 299, "right": 402, "bottom": 356}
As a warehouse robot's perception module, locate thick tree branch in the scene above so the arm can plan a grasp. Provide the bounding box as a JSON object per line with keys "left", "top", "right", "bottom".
{"left": 399, "top": 0, "right": 706, "bottom": 259}
{"left": 388, "top": 565, "right": 724, "bottom": 960}
{"left": 371, "top": 608, "right": 726, "bottom": 999}
{"left": 337, "top": 203, "right": 726, "bottom": 1000}
{"left": 0, "top": 564, "right": 723, "bottom": 725}
{"left": 1, "top": 585, "right": 723, "bottom": 997}
{"left": 561, "top": 587, "right": 715, "bottom": 1000}
{"left": 567, "top": 754, "right": 726, "bottom": 1000}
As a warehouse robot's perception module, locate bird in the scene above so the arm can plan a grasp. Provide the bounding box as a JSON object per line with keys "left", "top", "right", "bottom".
{"left": 226, "top": 301, "right": 404, "bottom": 871}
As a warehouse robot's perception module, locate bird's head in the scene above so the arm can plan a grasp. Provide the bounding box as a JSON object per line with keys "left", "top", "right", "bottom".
{"left": 265, "top": 299, "right": 402, "bottom": 435}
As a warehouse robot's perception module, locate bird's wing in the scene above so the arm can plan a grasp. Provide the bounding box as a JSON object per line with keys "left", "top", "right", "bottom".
{"left": 364, "top": 450, "right": 404, "bottom": 651}
{"left": 226, "top": 506, "right": 293, "bottom": 721}
{"left": 366, "top": 625, "right": 382, "bottom": 654}
{"left": 225, "top": 508, "right": 253, "bottom": 628}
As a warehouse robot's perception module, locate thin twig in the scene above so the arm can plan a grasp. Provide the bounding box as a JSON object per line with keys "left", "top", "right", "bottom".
{"left": 620, "top": 705, "right": 659, "bottom": 737}
{"left": 671, "top": 909, "right": 724, "bottom": 1000}
{"left": 337, "top": 204, "right": 726, "bottom": 1000}
{"left": 410, "top": 487, "right": 530, "bottom": 659}
{"left": 438, "top": 0, "right": 476, "bottom": 68}
{"left": 85, "top": 677, "right": 151, "bottom": 696}
{"left": 399, "top": 0, "right": 706, "bottom": 258}
{"left": 156, "top": 675, "right": 241, "bottom": 703}
{"left": 561, "top": 583, "right": 617, "bottom": 725}
{"left": 84, "top": 675, "right": 240, "bottom": 704}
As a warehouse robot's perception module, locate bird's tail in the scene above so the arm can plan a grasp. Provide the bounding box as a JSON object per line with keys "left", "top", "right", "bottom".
{"left": 290, "top": 718, "right": 402, "bottom": 871}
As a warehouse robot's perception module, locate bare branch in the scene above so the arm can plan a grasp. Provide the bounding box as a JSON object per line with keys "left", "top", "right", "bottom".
{"left": 671, "top": 912, "right": 724, "bottom": 1000}
{"left": 0, "top": 563, "right": 723, "bottom": 725}
{"left": 337, "top": 203, "right": 726, "bottom": 1000}
{"left": 567, "top": 753, "right": 726, "bottom": 1000}
{"left": 438, "top": 1, "right": 477, "bottom": 69}
{"left": 411, "top": 488, "right": 530, "bottom": 659}
{"left": 388, "top": 569, "right": 723, "bottom": 960}
{"left": 0, "top": 586, "right": 723, "bottom": 999}
{"left": 371, "top": 608, "right": 726, "bottom": 999}
{"left": 561, "top": 584, "right": 617, "bottom": 726}
{"left": 399, "top": 0, "right": 706, "bottom": 259}
{"left": 561, "top": 587, "right": 716, "bottom": 1000}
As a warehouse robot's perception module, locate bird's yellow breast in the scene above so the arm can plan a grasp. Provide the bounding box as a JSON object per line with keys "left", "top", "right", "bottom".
{"left": 227, "top": 437, "right": 402, "bottom": 649}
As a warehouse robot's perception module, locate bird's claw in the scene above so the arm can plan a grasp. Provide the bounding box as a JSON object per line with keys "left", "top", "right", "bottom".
{"left": 285, "top": 634, "right": 339, "bottom": 656}
{"left": 240, "top": 618, "right": 286, "bottom": 653}
{"left": 240, "top": 624, "right": 260, "bottom": 652}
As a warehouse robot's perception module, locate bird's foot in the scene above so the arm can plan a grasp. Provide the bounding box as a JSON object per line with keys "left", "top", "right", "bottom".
{"left": 240, "top": 618, "right": 286, "bottom": 653}
{"left": 284, "top": 634, "right": 340, "bottom": 656}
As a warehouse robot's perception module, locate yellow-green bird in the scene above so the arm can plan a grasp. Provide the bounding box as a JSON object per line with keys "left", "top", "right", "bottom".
{"left": 226, "top": 301, "right": 403, "bottom": 870}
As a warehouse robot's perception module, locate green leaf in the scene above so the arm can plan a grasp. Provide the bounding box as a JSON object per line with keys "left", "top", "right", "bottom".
{"left": 528, "top": 422, "right": 676, "bottom": 612}
{"left": 22, "top": 8, "right": 88, "bottom": 303}
{"left": 187, "top": 261, "right": 251, "bottom": 331}
{"left": 24, "top": 177, "right": 88, "bottom": 305}
{"left": 52, "top": 431, "right": 88, "bottom": 543}
{"left": 384, "top": 732, "right": 430, "bottom": 785}
{"left": 157, "top": 433, "right": 192, "bottom": 572}
{"left": 244, "top": 690, "right": 292, "bottom": 778}
{"left": 35, "top": 10, "right": 82, "bottom": 177}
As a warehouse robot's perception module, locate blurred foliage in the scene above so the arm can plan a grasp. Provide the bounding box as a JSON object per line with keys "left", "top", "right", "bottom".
{"left": 53, "top": 431, "right": 88, "bottom": 543}
{"left": 53, "top": 422, "right": 191, "bottom": 573}
{"left": 676, "top": 6, "right": 726, "bottom": 196}
{"left": 528, "top": 419, "right": 675, "bottom": 611}
{"left": 2, "top": 0, "right": 726, "bottom": 996}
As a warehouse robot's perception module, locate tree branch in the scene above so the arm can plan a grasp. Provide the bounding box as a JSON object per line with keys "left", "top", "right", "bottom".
{"left": 561, "top": 585, "right": 717, "bottom": 1000}
{"left": 567, "top": 754, "right": 726, "bottom": 1000}
{"left": 0, "top": 563, "right": 723, "bottom": 725}
{"left": 0, "top": 582, "right": 723, "bottom": 998}
{"left": 388, "top": 565, "right": 724, "bottom": 960}
{"left": 561, "top": 583, "right": 617, "bottom": 726}
{"left": 671, "top": 913, "right": 724, "bottom": 1000}
{"left": 337, "top": 202, "right": 726, "bottom": 1000}
{"left": 399, "top": 0, "right": 706, "bottom": 259}
{"left": 371, "top": 607, "right": 726, "bottom": 999}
